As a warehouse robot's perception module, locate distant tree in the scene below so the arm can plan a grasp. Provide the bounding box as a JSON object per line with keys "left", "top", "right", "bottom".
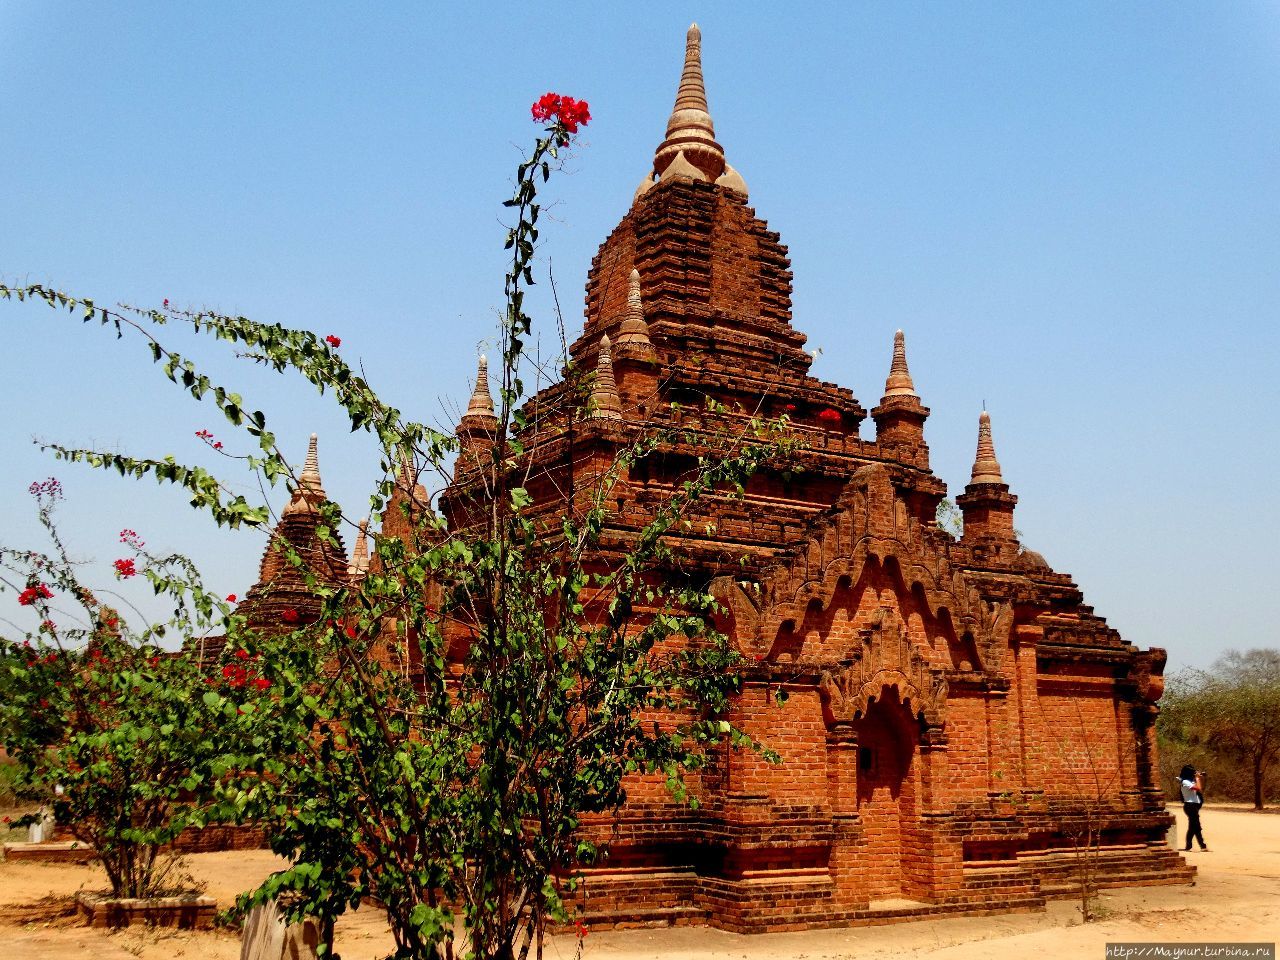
{"left": 1160, "top": 649, "right": 1280, "bottom": 810}
{"left": 935, "top": 498, "right": 962, "bottom": 538}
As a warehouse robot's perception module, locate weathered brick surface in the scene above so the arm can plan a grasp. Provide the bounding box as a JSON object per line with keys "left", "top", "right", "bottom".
{"left": 485, "top": 168, "right": 1187, "bottom": 929}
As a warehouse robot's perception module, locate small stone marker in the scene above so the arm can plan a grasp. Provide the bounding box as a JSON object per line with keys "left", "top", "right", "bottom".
{"left": 240, "top": 899, "right": 322, "bottom": 960}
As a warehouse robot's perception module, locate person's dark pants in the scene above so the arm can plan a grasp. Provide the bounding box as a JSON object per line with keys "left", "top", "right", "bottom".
{"left": 1183, "top": 801, "right": 1206, "bottom": 850}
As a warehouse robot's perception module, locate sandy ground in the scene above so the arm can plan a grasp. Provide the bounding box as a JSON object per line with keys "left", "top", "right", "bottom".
{"left": 0, "top": 805, "right": 1275, "bottom": 959}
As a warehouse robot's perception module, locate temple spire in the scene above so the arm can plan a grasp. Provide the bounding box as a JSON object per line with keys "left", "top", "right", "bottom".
{"left": 638, "top": 24, "right": 746, "bottom": 200}
{"left": 457, "top": 354, "right": 499, "bottom": 440}
{"left": 397, "top": 452, "right": 429, "bottom": 505}
{"left": 348, "top": 518, "right": 370, "bottom": 579}
{"left": 465, "top": 355, "right": 495, "bottom": 419}
{"left": 970, "top": 410, "right": 1004, "bottom": 485}
{"left": 883, "top": 330, "right": 918, "bottom": 399}
{"left": 590, "top": 335, "right": 623, "bottom": 420}
{"left": 284, "top": 433, "right": 327, "bottom": 514}
{"left": 613, "top": 268, "right": 656, "bottom": 360}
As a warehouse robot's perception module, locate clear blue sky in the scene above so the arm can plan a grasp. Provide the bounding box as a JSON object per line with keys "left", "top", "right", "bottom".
{"left": 1, "top": 2, "right": 1277, "bottom": 671}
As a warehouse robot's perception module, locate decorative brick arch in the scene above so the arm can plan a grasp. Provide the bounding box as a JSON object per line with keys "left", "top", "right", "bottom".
{"left": 817, "top": 608, "right": 948, "bottom": 733}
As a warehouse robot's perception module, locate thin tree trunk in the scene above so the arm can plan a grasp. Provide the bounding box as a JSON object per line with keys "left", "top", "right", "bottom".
{"left": 1254, "top": 750, "right": 1264, "bottom": 810}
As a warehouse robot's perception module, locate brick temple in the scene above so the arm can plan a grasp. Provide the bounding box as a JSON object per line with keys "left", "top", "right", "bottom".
{"left": 238, "top": 24, "right": 1192, "bottom": 931}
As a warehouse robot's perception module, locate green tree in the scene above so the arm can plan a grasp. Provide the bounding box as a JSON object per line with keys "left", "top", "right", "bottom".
{"left": 0, "top": 480, "right": 249, "bottom": 899}
{"left": 1, "top": 95, "right": 786, "bottom": 958}
{"left": 1161, "top": 649, "right": 1280, "bottom": 810}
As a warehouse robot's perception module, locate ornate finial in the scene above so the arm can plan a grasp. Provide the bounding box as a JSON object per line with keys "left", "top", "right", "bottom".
{"left": 465, "top": 355, "right": 495, "bottom": 417}
{"left": 392, "top": 452, "right": 435, "bottom": 519}
{"left": 883, "top": 330, "right": 918, "bottom": 399}
{"left": 653, "top": 23, "right": 726, "bottom": 184}
{"left": 590, "top": 334, "right": 623, "bottom": 420}
{"left": 284, "top": 433, "right": 326, "bottom": 514}
{"left": 970, "top": 410, "right": 1004, "bottom": 484}
{"left": 348, "top": 518, "right": 370, "bottom": 578}
{"left": 458, "top": 354, "right": 499, "bottom": 436}
{"left": 301, "top": 434, "right": 321, "bottom": 488}
{"left": 613, "top": 268, "right": 656, "bottom": 360}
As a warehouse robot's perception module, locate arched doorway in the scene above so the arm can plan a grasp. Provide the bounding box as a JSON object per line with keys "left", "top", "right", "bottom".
{"left": 854, "top": 686, "right": 921, "bottom": 900}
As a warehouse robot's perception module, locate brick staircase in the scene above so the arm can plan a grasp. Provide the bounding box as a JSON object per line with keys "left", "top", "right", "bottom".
{"left": 1016, "top": 842, "right": 1195, "bottom": 897}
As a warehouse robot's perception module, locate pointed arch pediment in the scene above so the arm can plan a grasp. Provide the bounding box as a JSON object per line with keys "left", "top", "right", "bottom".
{"left": 726, "top": 463, "right": 1022, "bottom": 673}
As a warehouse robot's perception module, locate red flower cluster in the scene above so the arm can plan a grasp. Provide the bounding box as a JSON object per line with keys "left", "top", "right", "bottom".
{"left": 226, "top": 593, "right": 238, "bottom": 603}
{"left": 817, "top": 408, "right": 842, "bottom": 423}
{"left": 217, "top": 648, "right": 270, "bottom": 691}
{"left": 782, "top": 403, "right": 797, "bottom": 413}
{"left": 282, "top": 608, "right": 300, "bottom": 624}
{"left": 530, "top": 93, "right": 591, "bottom": 134}
{"left": 325, "top": 334, "right": 342, "bottom": 348}
{"left": 195, "top": 429, "right": 224, "bottom": 450}
{"left": 113, "top": 558, "right": 137, "bottom": 578}
{"left": 40, "top": 619, "right": 55, "bottom": 632}
{"left": 163, "top": 298, "right": 170, "bottom": 308}
{"left": 574, "top": 920, "right": 589, "bottom": 938}
{"left": 18, "top": 584, "right": 53, "bottom": 606}
{"left": 119, "top": 528, "right": 144, "bottom": 548}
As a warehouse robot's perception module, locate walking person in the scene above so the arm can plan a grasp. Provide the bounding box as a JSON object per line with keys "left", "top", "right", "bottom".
{"left": 1179, "top": 764, "right": 1208, "bottom": 851}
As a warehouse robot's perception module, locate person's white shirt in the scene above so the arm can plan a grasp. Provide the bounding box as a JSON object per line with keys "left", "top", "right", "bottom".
{"left": 1180, "top": 777, "right": 1201, "bottom": 804}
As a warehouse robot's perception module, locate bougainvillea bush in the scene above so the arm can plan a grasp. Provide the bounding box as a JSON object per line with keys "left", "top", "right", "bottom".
{"left": 0, "top": 100, "right": 788, "bottom": 959}
{"left": 0, "top": 481, "right": 268, "bottom": 899}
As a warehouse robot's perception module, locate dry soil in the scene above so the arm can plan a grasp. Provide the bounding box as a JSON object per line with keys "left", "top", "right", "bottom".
{"left": 0, "top": 804, "right": 1275, "bottom": 959}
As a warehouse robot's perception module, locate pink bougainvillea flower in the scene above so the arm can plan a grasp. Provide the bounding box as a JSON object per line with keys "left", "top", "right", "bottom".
{"left": 325, "top": 334, "right": 341, "bottom": 348}
{"left": 781, "top": 403, "right": 796, "bottom": 412}
{"left": 817, "top": 407, "right": 842, "bottom": 423}
{"left": 574, "top": 920, "right": 589, "bottom": 939}
{"left": 113, "top": 558, "right": 137, "bottom": 578}
{"left": 251, "top": 677, "right": 270, "bottom": 691}
{"left": 163, "top": 299, "right": 170, "bottom": 308}
{"left": 282, "top": 608, "right": 300, "bottom": 624}
{"left": 18, "top": 584, "right": 53, "bottom": 606}
{"left": 345, "top": 625, "right": 357, "bottom": 640}
{"left": 40, "top": 619, "right": 55, "bottom": 632}
{"left": 235, "top": 648, "right": 250, "bottom": 661}
{"left": 28, "top": 477, "right": 62, "bottom": 498}
{"left": 195, "top": 429, "right": 213, "bottom": 440}
{"left": 226, "top": 593, "right": 237, "bottom": 603}
{"left": 212, "top": 441, "right": 223, "bottom": 450}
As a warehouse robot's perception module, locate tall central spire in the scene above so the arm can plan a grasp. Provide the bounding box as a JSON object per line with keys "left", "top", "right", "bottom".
{"left": 284, "top": 433, "right": 327, "bottom": 514}
{"left": 638, "top": 24, "right": 747, "bottom": 199}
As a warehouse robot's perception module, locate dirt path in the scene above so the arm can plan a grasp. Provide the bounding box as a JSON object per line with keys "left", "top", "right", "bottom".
{"left": 0, "top": 806, "right": 1275, "bottom": 959}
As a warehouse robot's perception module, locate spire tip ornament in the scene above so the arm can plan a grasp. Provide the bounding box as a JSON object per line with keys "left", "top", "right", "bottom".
{"left": 970, "top": 410, "right": 1005, "bottom": 485}
{"left": 883, "top": 329, "right": 918, "bottom": 399}
{"left": 653, "top": 23, "right": 726, "bottom": 185}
